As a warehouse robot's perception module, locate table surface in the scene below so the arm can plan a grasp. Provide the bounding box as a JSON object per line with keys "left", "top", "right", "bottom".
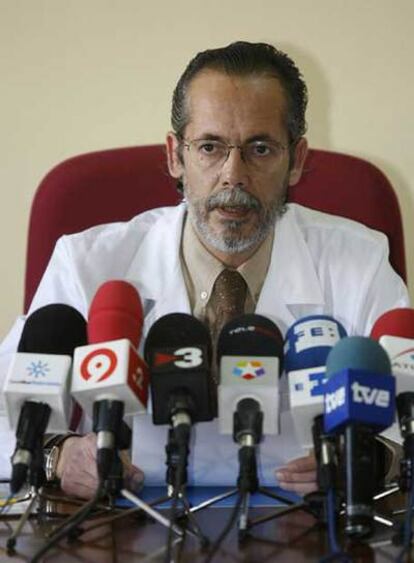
{"left": 0, "top": 486, "right": 409, "bottom": 562}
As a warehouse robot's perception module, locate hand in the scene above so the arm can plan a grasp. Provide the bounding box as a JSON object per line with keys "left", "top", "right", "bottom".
{"left": 56, "top": 432, "right": 144, "bottom": 499}
{"left": 275, "top": 452, "right": 317, "bottom": 495}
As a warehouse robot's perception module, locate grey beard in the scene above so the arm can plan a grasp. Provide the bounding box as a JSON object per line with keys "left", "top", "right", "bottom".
{"left": 185, "top": 186, "right": 288, "bottom": 255}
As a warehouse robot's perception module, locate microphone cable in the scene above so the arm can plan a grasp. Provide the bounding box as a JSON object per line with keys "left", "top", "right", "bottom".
{"left": 164, "top": 421, "right": 192, "bottom": 563}
{"left": 320, "top": 487, "right": 351, "bottom": 563}
{"left": 203, "top": 493, "right": 243, "bottom": 563}
{"left": 165, "top": 454, "right": 184, "bottom": 563}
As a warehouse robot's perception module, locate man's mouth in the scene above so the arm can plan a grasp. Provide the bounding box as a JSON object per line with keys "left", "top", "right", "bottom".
{"left": 214, "top": 205, "right": 253, "bottom": 219}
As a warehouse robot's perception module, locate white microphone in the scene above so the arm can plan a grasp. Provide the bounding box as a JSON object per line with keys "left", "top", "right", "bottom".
{"left": 284, "top": 315, "right": 347, "bottom": 449}
{"left": 217, "top": 314, "right": 283, "bottom": 494}
{"left": 217, "top": 314, "right": 283, "bottom": 439}
{"left": 3, "top": 304, "right": 87, "bottom": 493}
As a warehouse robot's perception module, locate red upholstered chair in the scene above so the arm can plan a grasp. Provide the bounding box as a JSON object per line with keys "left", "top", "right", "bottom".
{"left": 24, "top": 146, "right": 406, "bottom": 312}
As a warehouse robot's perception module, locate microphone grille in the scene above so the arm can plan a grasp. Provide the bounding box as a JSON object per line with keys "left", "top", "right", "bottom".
{"left": 326, "top": 336, "right": 391, "bottom": 378}
{"left": 144, "top": 313, "right": 212, "bottom": 362}
{"left": 217, "top": 314, "right": 283, "bottom": 362}
{"left": 18, "top": 304, "right": 87, "bottom": 355}
{"left": 371, "top": 308, "right": 414, "bottom": 340}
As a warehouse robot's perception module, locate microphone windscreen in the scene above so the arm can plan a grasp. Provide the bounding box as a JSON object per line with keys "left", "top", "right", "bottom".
{"left": 144, "top": 313, "right": 212, "bottom": 363}
{"left": 370, "top": 308, "right": 414, "bottom": 340}
{"left": 217, "top": 314, "right": 283, "bottom": 363}
{"left": 18, "top": 304, "right": 87, "bottom": 355}
{"left": 326, "top": 336, "right": 391, "bottom": 378}
{"left": 284, "top": 315, "right": 347, "bottom": 372}
{"left": 88, "top": 280, "right": 143, "bottom": 347}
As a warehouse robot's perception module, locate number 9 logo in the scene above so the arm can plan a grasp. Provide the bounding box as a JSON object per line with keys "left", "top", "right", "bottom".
{"left": 80, "top": 348, "right": 117, "bottom": 382}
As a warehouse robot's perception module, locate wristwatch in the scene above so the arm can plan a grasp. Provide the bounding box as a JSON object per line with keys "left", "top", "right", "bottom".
{"left": 43, "top": 433, "right": 79, "bottom": 484}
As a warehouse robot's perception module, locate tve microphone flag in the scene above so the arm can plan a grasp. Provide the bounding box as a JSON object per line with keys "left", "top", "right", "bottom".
{"left": 71, "top": 280, "right": 149, "bottom": 417}
{"left": 3, "top": 304, "right": 87, "bottom": 493}
{"left": 324, "top": 336, "right": 395, "bottom": 537}
{"left": 217, "top": 314, "right": 283, "bottom": 437}
{"left": 324, "top": 337, "right": 395, "bottom": 433}
{"left": 284, "top": 315, "right": 347, "bottom": 448}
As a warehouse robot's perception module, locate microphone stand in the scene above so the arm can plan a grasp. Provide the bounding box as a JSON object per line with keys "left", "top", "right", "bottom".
{"left": 392, "top": 392, "right": 414, "bottom": 559}
{"left": 163, "top": 426, "right": 209, "bottom": 546}
{"left": 6, "top": 403, "right": 51, "bottom": 555}
{"left": 31, "top": 401, "right": 186, "bottom": 562}
{"left": 6, "top": 438, "right": 46, "bottom": 555}
{"left": 91, "top": 401, "right": 187, "bottom": 538}
{"left": 189, "top": 399, "right": 309, "bottom": 542}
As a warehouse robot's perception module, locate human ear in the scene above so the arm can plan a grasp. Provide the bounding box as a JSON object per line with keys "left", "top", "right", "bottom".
{"left": 166, "top": 132, "right": 184, "bottom": 179}
{"left": 288, "top": 137, "right": 308, "bottom": 186}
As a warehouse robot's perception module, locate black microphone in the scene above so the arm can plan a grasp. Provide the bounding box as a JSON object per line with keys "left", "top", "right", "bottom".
{"left": 144, "top": 313, "right": 214, "bottom": 425}
{"left": 4, "top": 304, "right": 87, "bottom": 493}
{"left": 144, "top": 313, "right": 214, "bottom": 488}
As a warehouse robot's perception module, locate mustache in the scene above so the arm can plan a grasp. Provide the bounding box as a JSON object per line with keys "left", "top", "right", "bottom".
{"left": 205, "top": 187, "right": 261, "bottom": 211}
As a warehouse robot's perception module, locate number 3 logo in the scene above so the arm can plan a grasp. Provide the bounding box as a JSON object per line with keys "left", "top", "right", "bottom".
{"left": 174, "top": 347, "right": 203, "bottom": 368}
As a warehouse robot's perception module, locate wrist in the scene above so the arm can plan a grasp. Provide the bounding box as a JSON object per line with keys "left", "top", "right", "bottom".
{"left": 44, "top": 433, "right": 80, "bottom": 483}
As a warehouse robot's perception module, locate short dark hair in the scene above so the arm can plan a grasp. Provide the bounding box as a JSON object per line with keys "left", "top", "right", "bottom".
{"left": 171, "top": 41, "right": 308, "bottom": 145}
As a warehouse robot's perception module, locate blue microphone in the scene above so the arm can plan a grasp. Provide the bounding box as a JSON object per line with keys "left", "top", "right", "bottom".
{"left": 324, "top": 336, "right": 395, "bottom": 538}
{"left": 284, "top": 315, "right": 347, "bottom": 372}
{"left": 284, "top": 315, "right": 347, "bottom": 449}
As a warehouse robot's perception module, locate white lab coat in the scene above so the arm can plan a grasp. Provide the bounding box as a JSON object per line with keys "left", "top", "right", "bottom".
{"left": 0, "top": 203, "right": 409, "bottom": 484}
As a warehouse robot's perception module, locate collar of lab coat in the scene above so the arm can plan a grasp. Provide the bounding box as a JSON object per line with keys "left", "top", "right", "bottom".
{"left": 127, "top": 203, "right": 325, "bottom": 335}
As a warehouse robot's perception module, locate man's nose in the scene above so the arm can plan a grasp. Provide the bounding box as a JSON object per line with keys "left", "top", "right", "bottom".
{"left": 220, "top": 146, "right": 249, "bottom": 188}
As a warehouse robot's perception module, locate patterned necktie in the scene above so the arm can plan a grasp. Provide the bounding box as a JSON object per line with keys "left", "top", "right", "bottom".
{"left": 212, "top": 269, "right": 247, "bottom": 341}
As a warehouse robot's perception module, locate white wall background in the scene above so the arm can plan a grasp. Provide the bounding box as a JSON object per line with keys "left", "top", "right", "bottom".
{"left": 1, "top": 0, "right": 413, "bottom": 339}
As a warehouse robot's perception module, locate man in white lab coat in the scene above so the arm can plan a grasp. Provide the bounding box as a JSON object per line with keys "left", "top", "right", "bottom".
{"left": 0, "top": 41, "right": 409, "bottom": 498}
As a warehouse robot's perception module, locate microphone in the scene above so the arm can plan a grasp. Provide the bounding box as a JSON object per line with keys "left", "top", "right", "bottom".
{"left": 371, "top": 308, "right": 414, "bottom": 489}
{"left": 371, "top": 308, "right": 414, "bottom": 394}
{"left": 71, "top": 280, "right": 149, "bottom": 482}
{"left": 3, "top": 304, "right": 87, "bottom": 493}
{"left": 284, "top": 315, "right": 347, "bottom": 449}
{"left": 217, "top": 313, "right": 283, "bottom": 437}
{"left": 144, "top": 313, "right": 214, "bottom": 489}
{"left": 144, "top": 313, "right": 214, "bottom": 424}
{"left": 324, "top": 336, "right": 395, "bottom": 538}
{"left": 217, "top": 314, "right": 283, "bottom": 492}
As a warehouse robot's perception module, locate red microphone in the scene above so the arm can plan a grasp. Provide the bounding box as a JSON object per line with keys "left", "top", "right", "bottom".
{"left": 370, "top": 307, "right": 414, "bottom": 395}
{"left": 72, "top": 280, "right": 149, "bottom": 414}
{"left": 88, "top": 280, "right": 143, "bottom": 347}
{"left": 71, "top": 280, "right": 149, "bottom": 480}
{"left": 371, "top": 308, "right": 414, "bottom": 447}
{"left": 371, "top": 308, "right": 414, "bottom": 341}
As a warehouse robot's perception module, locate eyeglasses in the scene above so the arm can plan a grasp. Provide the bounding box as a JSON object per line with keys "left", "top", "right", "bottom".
{"left": 182, "top": 138, "right": 289, "bottom": 171}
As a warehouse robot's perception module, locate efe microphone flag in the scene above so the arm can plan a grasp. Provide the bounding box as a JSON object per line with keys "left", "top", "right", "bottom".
{"left": 284, "top": 315, "right": 347, "bottom": 448}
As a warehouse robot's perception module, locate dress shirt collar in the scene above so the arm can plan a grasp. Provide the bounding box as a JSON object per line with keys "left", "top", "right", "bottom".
{"left": 181, "top": 216, "right": 274, "bottom": 309}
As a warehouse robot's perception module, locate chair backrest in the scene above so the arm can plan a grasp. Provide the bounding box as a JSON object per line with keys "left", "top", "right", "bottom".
{"left": 24, "top": 145, "right": 406, "bottom": 312}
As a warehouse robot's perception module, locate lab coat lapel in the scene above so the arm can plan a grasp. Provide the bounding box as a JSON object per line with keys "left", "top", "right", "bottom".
{"left": 256, "top": 205, "right": 325, "bottom": 335}
{"left": 125, "top": 204, "right": 191, "bottom": 337}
